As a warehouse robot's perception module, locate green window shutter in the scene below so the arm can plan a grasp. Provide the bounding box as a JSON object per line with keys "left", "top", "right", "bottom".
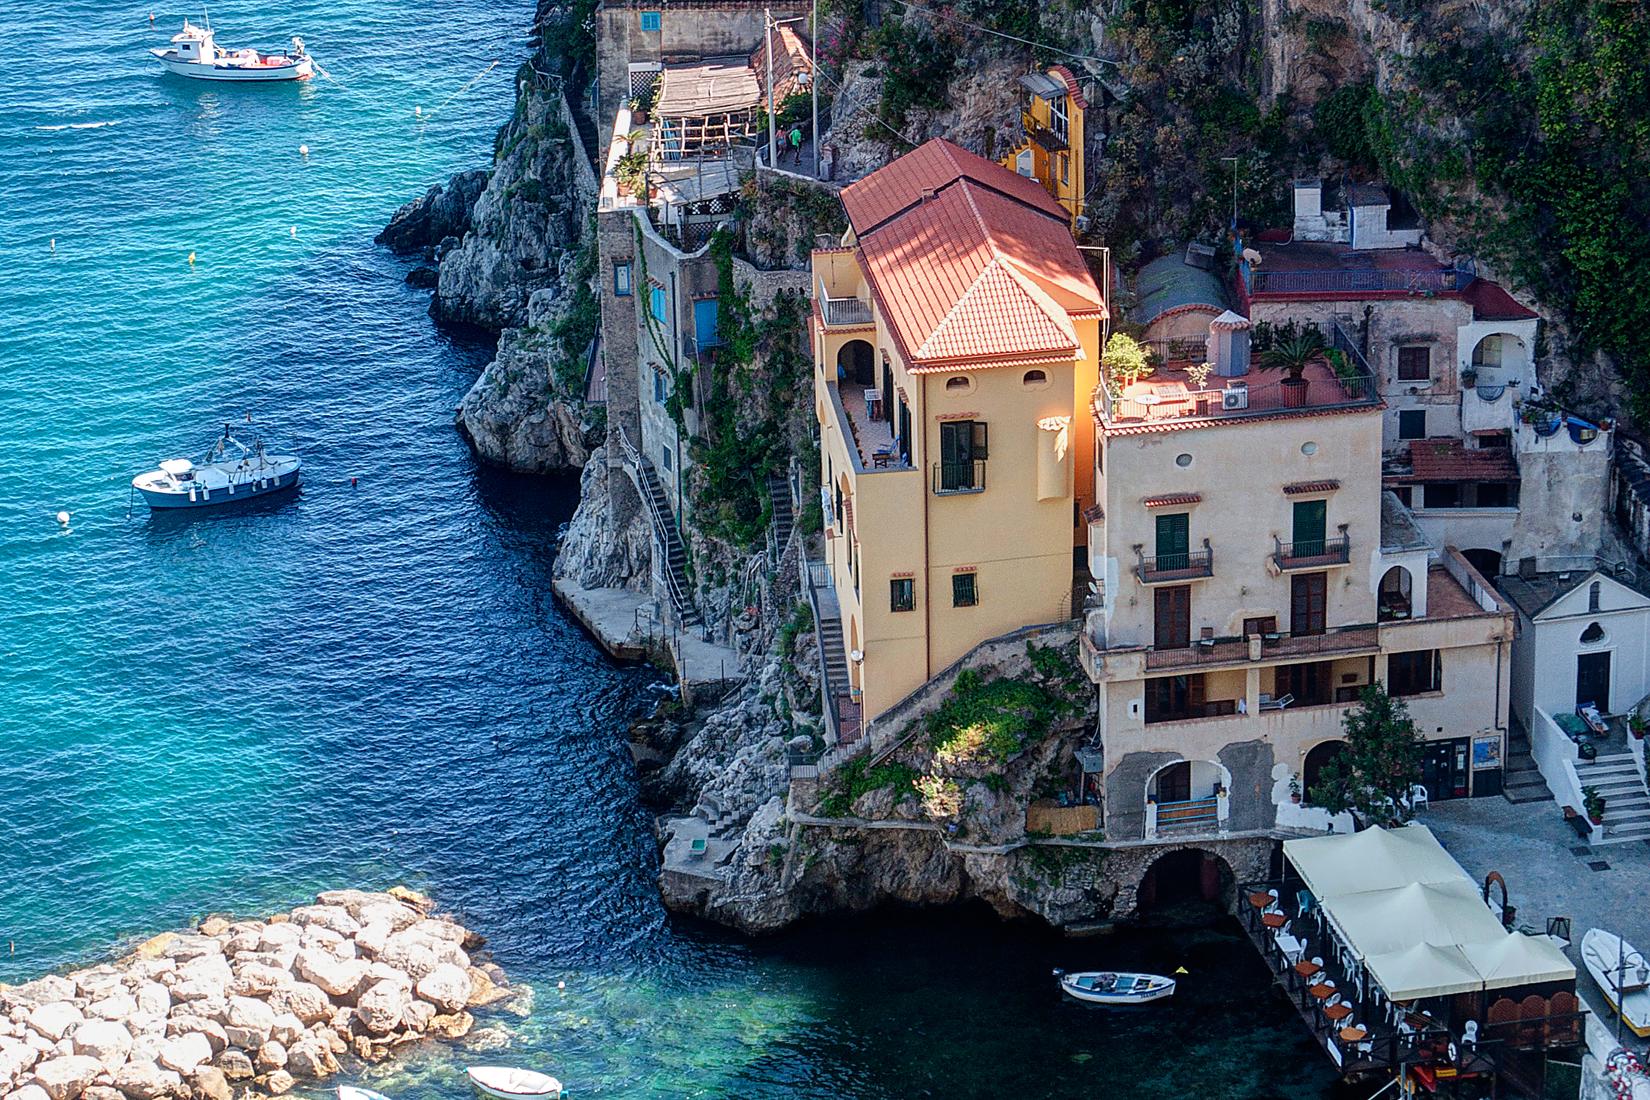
{"left": 1292, "top": 499, "right": 1326, "bottom": 555}
{"left": 1155, "top": 513, "right": 1189, "bottom": 569}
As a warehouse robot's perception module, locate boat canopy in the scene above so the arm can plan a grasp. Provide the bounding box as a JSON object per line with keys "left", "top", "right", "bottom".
{"left": 160, "top": 459, "right": 195, "bottom": 476}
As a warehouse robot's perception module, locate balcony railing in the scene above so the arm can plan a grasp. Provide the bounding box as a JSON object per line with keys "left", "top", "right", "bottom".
{"left": 1020, "top": 109, "right": 1069, "bottom": 151}
{"left": 1135, "top": 542, "right": 1214, "bottom": 583}
{"left": 933, "top": 460, "right": 986, "bottom": 495}
{"left": 1250, "top": 267, "right": 1459, "bottom": 296}
{"left": 1273, "top": 534, "right": 1351, "bottom": 570}
{"left": 1142, "top": 623, "right": 1380, "bottom": 671}
{"left": 819, "top": 292, "right": 873, "bottom": 328}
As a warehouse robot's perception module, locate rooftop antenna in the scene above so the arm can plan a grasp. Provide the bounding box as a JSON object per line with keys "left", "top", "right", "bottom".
{"left": 202, "top": 6, "right": 211, "bottom": 29}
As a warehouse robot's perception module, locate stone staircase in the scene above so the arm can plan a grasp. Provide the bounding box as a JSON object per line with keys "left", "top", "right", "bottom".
{"left": 618, "top": 429, "right": 701, "bottom": 629}
{"left": 1576, "top": 751, "right": 1650, "bottom": 845}
{"left": 1502, "top": 724, "right": 1553, "bottom": 805}
{"left": 766, "top": 473, "right": 794, "bottom": 549}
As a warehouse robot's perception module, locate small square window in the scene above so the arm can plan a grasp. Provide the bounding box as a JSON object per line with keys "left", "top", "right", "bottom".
{"left": 890, "top": 578, "right": 914, "bottom": 613}
{"left": 1396, "top": 345, "right": 1431, "bottom": 381}
{"left": 1398, "top": 409, "right": 1427, "bottom": 440}
{"left": 639, "top": 10, "right": 661, "bottom": 31}
{"left": 614, "top": 263, "right": 632, "bottom": 297}
{"left": 952, "top": 573, "right": 978, "bottom": 608}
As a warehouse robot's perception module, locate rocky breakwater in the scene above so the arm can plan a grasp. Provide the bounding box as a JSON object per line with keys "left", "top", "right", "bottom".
{"left": 0, "top": 889, "right": 514, "bottom": 1100}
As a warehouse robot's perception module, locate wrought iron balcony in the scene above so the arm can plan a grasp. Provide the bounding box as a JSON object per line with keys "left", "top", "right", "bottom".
{"left": 820, "top": 294, "right": 872, "bottom": 328}
{"left": 1273, "top": 534, "right": 1351, "bottom": 570}
{"left": 932, "top": 460, "right": 986, "bottom": 495}
{"left": 1135, "top": 541, "right": 1214, "bottom": 583}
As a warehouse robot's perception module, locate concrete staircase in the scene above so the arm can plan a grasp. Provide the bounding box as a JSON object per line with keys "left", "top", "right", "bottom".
{"left": 766, "top": 473, "right": 794, "bottom": 549}
{"left": 1502, "top": 724, "right": 1553, "bottom": 805}
{"left": 632, "top": 455, "right": 701, "bottom": 629}
{"left": 1576, "top": 751, "right": 1650, "bottom": 844}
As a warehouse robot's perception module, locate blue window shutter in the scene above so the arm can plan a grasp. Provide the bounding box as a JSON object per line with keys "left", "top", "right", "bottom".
{"left": 650, "top": 285, "right": 667, "bottom": 324}
{"left": 640, "top": 10, "right": 661, "bottom": 31}
{"left": 694, "top": 298, "right": 720, "bottom": 348}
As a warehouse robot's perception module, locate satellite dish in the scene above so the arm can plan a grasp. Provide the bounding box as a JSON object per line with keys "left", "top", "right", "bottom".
{"left": 1242, "top": 247, "right": 1262, "bottom": 265}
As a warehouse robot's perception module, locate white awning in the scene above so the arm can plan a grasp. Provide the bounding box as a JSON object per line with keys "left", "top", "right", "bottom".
{"left": 1365, "top": 942, "right": 1487, "bottom": 1000}
{"left": 1325, "top": 880, "right": 1507, "bottom": 960}
{"left": 1463, "top": 933, "right": 1576, "bottom": 991}
{"left": 1284, "top": 823, "right": 1469, "bottom": 900}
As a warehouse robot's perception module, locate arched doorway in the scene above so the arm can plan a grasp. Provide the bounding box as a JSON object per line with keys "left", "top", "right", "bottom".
{"left": 1302, "top": 740, "right": 1347, "bottom": 804}
{"left": 1147, "top": 759, "right": 1227, "bottom": 804}
{"left": 837, "top": 339, "right": 874, "bottom": 387}
{"left": 1137, "top": 847, "right": 1234, "bottom": 912}
{"left": 1470, "top": 332, "right": 1530, "bottom": 383}
{"left": 1462, "top": 548, "right": 1502, "bottom": 579}
{"left": 1378, "top": 566, "right": 1413, "bottom": 621}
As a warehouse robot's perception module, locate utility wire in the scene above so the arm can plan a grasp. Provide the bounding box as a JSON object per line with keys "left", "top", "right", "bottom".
{"left": 884, "top": 0, "right": 1123, "bottom": 66}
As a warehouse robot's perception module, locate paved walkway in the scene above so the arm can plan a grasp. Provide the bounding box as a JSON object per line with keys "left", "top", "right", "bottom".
{"left": 1424, "top": 797, "right": 1650, "bottom": 1052}
{"left": 551, "top": 578, "right": 742, "bottom": 690}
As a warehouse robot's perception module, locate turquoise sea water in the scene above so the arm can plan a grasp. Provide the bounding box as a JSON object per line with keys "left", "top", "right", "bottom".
{"left": 0, "top": 4, "right": 1341, "bottom": 1096}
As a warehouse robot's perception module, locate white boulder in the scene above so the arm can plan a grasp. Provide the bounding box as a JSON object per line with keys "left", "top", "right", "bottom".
{"left": 6, "top": 1084, "right": 51, "bottom": 1100}
{"left": 413, "top": 965, "right": 471, "bottom": 1014}
{"left": 154, "top": 1034, "right": 212, "bottom": 1076}
{"left": 132, "top": 987, "right": 168, "bottom": 1021}
{"left": 109, "top": 1061, "right": 168, "bottom": 1100}
{"left": 30, "top": 1055, "right": 104, "bottom": 1100}
{"left": 27, "top": 1005, "right": 84, "bottom": 1043}
{"left": 69, "top": 1021, "right": 131, "bottom": 1072}
{"left": 85, "top": 996, "right": 136, "bottom": 1023}
{"left": 292, "top": 952, "right": 365, "bottom": 999}
{"left": 352, "top": 982, "right": 408, "bottom": 1036}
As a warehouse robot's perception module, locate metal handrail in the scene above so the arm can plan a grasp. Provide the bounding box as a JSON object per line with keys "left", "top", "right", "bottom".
{"left": 1135, "top": 541, "right": 1214, "bottom": 583}
{"left": 1273, "top": 534, "right": 1351, "bottom": 568}
{"left": 932, "top": 460, "right": 986, "bottom": 495}
{"left": 616, "top": 425, "right": 697, "bottom": 622}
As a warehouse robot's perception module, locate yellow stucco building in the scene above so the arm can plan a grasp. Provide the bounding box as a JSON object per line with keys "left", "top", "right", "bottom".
{"left": 999, "top": 65, "right": 1087, "bottom": 227}
{"left": 810, "top": 139, "right": 1106, "bottom": 737}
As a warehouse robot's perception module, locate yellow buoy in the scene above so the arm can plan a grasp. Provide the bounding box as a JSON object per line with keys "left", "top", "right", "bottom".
{"left": 187, "top": 252, "right": 196, "bottom": 265}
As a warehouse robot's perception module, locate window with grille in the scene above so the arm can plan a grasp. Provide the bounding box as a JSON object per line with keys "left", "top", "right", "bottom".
{"left": 890, "top": 578, "right": 914, "bottom": 613}
{"left": 952, "top": 573, "right": 978, "bottom": 607}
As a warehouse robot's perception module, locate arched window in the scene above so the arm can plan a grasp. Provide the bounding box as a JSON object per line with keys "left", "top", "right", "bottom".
{"left": 1022, "top": 368, "right": 1048, "bottom": 387}
{"left": 1378, "top": 566, "right": 1413, "bottom": 621}
{"left": 1581, "top": 621, "right": 1606, "bottom": 645}
{"left": 1303, "top": 740, "right": 1348, "bottom": 804}
{"left": 945, "top": 375, "right": 972, "bottom": 393}
{"left": 1589, "top": 581, "right": 1602, "bottom": 612}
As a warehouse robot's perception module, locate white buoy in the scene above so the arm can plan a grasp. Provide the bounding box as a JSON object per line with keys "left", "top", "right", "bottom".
{"left": 290, "top": 226, "right": 297, "bottom": 238}
{"left": 56, "top": 511, "right": 70, "bottom": 526}
{"left": 298, "top": 143, "right": 309, "bottom": 158}
{"left": 556, "top": 981, "right": 565, "bottom": 991}
{"left": 414, "top": 106, "right": 422, "bottom": 118}
{"left": 49, "top": 238, "right": 56, "bottom": 253}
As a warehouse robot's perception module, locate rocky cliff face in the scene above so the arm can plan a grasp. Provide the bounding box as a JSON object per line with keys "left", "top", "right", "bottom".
{"left": 551, "top": 452, "right": 652, "bottom": 592}
{"left": 377, "top": 169, "right": 489, "bottom": 265}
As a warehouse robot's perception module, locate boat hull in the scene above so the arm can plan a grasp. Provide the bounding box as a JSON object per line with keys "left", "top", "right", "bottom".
{"left": 1583, "top": 930, "right": 1650, "bottom": 1038}
{"left": 465, "top": 1068, "right": 562, "bottom": 1100}
{"left": 151, "top": 50, "right": 312, "bottom": 81}
{"left": 136, "top": 468, "right": 300, "bottom": 509}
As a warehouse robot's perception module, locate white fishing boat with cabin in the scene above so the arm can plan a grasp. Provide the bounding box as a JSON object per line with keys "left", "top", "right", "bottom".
{"left": 466, "top": 1067, "right": 562, "bottom": 1100}
{"left": 1583, "top": 928, "right": 1650, "bottom": 1038}
{"left": 151, "top": 20, "right": 312, "bottom": 81}
{"left": 131, "top": 424, "right": 300, "bottom": 509}
{"left": 1053, "top": 969, "right": 1176, "bottom": 1005}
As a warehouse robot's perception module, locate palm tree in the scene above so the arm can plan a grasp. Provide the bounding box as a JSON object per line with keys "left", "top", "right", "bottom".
{"left": 1261, "top": 327, "right": 1327, "bottom": 385}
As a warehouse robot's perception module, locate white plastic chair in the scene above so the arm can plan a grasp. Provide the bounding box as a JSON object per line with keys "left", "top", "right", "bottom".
{"left": 1409, "top": 784, "right": 1429, "bottom": 811}
{"left": 1462, "top": 1020, "right": 1479, "bottom": 1049}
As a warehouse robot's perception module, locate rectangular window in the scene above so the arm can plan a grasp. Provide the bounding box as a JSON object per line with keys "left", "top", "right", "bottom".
{"left": 649, "top": 284, "right": 667, "bottom": 325}
{"left": 898, "top": 400, "right": 912, "bottom": 466}
{"left": 652, "top": 369, "right": 667, "bottom": 404}
{"left": 1155, "top": 512, "right": 1190, "bottom": 571}
{"left": 1290, "top": 573, "right": 1327, "bottom": 637}
{"left": 639, "top": 10, "right": 661, "bottom": 31}
{"left": 1389, "top": 650, "right": 1442, "bottom": 696}
{"left": 952, "top": 572, "right": 978, "bottom": 608}
{"left": 1153, "top": 585, "right": 1191, "bottom": 649}
{"left": 1291, "top": 499, "right": 1327, "bottom": 557}
{"left": 1276, "top": 660, "right": 1334, "bottom": 706}
{"left": 890, "top": 578, "right": 914, "bottom": 613}
{"left": 693, "top": 297, "right": 719, "bottom": 349}
{"left": 1397, "top": 346, "right": 1431, "bottom": 381}
{"left": 1146, "top": 674, "right": 1204, "bottom": 724}
{"left": 1425, "top": 483, "right": 1460, "bottom": 509}
{"left": 1478, "top": 482, "right": 1511, "bottom": 508}
{"left": 938, "top": 420, "right": 987, "bottom": 492}
{"left": 1393, "top": 486, "right": 1413, "bottom": 507}
{"left": 1058, "top": 152, "right": 1069, "bottom": 185}
{"left": 1398, "top": 409, "right": 1427, "bottom": 440}
{"left": 1243, "top": 616, "right": 1277, "bottom": 637}
{"left": 660, "top": 444, "right": 672, "bottom": 471}
{"left": 613, "top": 263, "right": 632, "bottom": 297}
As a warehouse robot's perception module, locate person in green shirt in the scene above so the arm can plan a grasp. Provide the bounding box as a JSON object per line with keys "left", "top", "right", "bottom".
{"left": 787, "top": 125, "right": 804, "bottom": 164}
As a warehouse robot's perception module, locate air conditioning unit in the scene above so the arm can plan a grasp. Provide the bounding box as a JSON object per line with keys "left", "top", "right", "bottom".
{"left": 1223, "top": 382, "right": 1250, "bottom": 410}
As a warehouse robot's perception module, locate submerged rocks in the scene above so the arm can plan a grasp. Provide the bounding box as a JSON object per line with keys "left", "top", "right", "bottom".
{"left": 0, "top": 891, "right": 510, "bottom": 1100}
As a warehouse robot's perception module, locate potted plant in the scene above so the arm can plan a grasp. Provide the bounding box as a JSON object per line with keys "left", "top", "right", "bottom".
{"left": 1325, "top": 347, "right": 1364, "bottom": 397}
{"left": 1584, "top": 784, "right": 1607, "bottom": 826}
{"left": 1632, "top": 713, "right": 1646, "bottom": 740}
{"left": 628, "top": 86, "right": 655, "bottom": 124}
{"left": 1289, "top": 776, "right": 1303, "bottom": 804}
{"left": 1460, "top": 367, "right": 1478, "bottom": 389}
{"left": 1261, "top": 327, "right": 1327, "bottom": 407}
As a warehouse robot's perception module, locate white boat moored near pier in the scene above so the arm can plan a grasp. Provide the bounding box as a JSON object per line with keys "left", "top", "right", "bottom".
{"left": 1053, "top": 969, "right": 1176, "bottom": 1005}
{"left": 131, "top": 424, "right": 300, "bottom": 509}
{"left": 151, "top": 20, "right": 313, "bottom": 82}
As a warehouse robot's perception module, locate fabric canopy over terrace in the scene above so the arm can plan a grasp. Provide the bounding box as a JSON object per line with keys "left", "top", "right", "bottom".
{"left": 1282, "top": 825, "right": 1576, "bottom": 1001}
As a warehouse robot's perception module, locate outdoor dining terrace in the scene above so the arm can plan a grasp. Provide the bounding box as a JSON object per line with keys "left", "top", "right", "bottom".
{"left": 1237, "top": 826, "right": 1585, "bottom": 1097}
{"left": 1094, "top": 357, "right": 1377, "bottom": 429}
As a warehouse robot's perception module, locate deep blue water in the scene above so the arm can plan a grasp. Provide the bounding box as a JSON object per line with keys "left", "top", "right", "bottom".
{"left": 0, "top": 3, "right": 1340, "bottom": 1096}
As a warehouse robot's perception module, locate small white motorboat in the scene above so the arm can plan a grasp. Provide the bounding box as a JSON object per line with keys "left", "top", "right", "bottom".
{"left": 1053, "top": 968, "right": 1176, "bottom": 1005}
{"left": 151, "top": 20, "right": 313, "bottom": 81}
{"left": 1583, "top": 929, "right": 1650, "bottom": 1038}
{"left": 466, "top": 1067, "right": 563, "bottom": 1100}
{"left": 337, "top": 1088, "right": 394, "bottom": 1100}
{"left": 132, "top": 424, "right": 301, "bottom": 509}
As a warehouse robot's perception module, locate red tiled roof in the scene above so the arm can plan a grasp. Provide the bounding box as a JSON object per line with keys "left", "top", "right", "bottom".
{"left": 1142, "top": 492, "right": 1203, "bottom": 508}
{"left": 1047, "top": 65, "right": 1089, "bottom": 110}
{"left": 1283, "top": 480, "right": 1341, "bottom": 495}
{"left": 842, "top": 139, "right": 1103, "bottom": 368}
{"left": 1460, "top": 278, "right": 1539, "bottom": 321}
{"left": 1406, "top": 439, "right": 1519, "bottom": 482}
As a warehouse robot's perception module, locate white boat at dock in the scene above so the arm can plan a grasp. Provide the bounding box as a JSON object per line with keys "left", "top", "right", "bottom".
{"left": 1053, "top": 969, "right": 1176, "bottom": 1005}
{"left": 131, "top": 424, "right": 300, "bottom": 509}
{"left": 1583, "top": 928, "right": 1650, "bottom": 1038}
{"left": 337, "top": 1088, "right": 394, "bottom": 1100}
{"left": 151, "top": 20, "right": 312, "bottom": 82}
{"left": 466, "top": 1067, "right": 563, "bottom": 1100}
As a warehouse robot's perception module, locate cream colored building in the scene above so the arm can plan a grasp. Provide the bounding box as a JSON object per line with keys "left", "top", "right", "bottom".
{"left": 1083, "top": 329, "right": 1514, "bottom": 840}
{"left": 811, "top": 139, "right": 1105, "bottom": 737}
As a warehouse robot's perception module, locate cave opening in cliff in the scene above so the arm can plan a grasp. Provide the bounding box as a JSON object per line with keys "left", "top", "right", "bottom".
{"left": 1136, "top": 847, "right": 1233, "bottom": 919}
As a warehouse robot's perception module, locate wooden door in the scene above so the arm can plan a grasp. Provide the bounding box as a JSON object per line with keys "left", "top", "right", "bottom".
{"left": 1155, "top": 585, "right": 1191, "bottom": 649}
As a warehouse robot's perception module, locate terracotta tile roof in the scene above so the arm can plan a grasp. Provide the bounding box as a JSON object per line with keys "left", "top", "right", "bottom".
{"left": 1142, "top": 492, "right": 1203, "bottom": 508}
{"left": 1460, "top": 278, "right": 1539, "bottom": 321}
{"left": 1284, "top": 479, "right": 1341, "bottom": 495}
{"left": 842, "top": 139, "right": 1104, "bottom": 369}
{"left": 1047, "top": 64, "right": 1089, "bottom": 110}
{"left": 1406, "top": 439, "right": 1520, "bottom": 482}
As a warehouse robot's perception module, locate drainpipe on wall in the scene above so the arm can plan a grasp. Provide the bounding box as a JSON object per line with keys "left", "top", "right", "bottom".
{"left": 921, "top": 373, "right": 932, "bottom": 684}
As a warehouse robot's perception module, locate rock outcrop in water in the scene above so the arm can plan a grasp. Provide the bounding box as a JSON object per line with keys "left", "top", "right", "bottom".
{"left": 376, "top": 169, "right": 489, "bottom": 263}
{"left": 0, "top": 889, "right": 515, "bottom": 1100}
